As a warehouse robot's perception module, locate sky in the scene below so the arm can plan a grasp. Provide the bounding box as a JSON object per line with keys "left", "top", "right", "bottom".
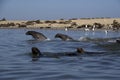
{"left": 0, "top": 0, "right": 120, "bottom": 20}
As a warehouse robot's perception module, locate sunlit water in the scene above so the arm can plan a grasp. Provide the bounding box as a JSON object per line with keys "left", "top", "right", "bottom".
{"left": 0, "top": 29, "right": 120, "bottom": 80}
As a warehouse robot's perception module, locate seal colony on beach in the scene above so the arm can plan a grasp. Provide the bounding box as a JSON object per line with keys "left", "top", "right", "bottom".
{"left": 1, "top": 18, "right": 120, "bottom": 30}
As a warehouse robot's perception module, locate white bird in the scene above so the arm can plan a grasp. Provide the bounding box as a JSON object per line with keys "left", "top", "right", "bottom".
{"left": 85, "top": 25, "right": 89, "bottom": 31}
{"left": 92, "top": 25, "right": 95, "bottom": 31}
{"left": 105, "top": 30, "right": 108, "bottom": 34}
{"left": 65, "top": 27, "right": 68, "bottom": 31}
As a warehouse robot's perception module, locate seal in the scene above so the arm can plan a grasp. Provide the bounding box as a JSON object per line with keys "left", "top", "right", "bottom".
{"left": 26, "top": 31, "right": 47, "bottom": 40}
{"left": 31, "top": 47, "right": 42, "bottom": 58}
{"left": 31, "top": 47, "right": 107, "bottom": 59}
{"left": 64, "top": 48, "right": 84, "bottom": 56}
{"left": 116, "top": 39, "right": 120, "bottom": 43}
{"left": 55, "top": 33, "right": 74, "bottom": 41}
{"left": 31, "top": 47, "right": 84, "bottom": 58}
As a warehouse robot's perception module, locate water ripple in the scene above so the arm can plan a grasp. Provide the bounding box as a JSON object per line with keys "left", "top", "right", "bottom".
{"left": 0, "top": 29, "right": 120, "bottom": 80}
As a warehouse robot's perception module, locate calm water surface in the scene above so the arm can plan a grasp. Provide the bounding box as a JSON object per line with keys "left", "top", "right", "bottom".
{"left": 0, "top": 29, "right": 120, "bottom": 80}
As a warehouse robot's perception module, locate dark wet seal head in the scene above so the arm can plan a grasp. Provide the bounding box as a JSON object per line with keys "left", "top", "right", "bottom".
{"left": 116, "top": 40, "right": 120, "bottom": 43}
{"left": 55, "top": 33, "right": 61, "bottom": 38}
{"left": 31, "top": 47, "right": 42, "bottom": 58}
{"left": 55, "top": 33, "right": 73, "bottom": 41}
{"left": 26, "top": 31, "right": 47, "bottom": 40}
{"left": 26, "top": 31, "right": 34, "bottom": 35}
{"left": 64, "top": 48, "right": 84, "bottom": 56}
{"left": 77, "top": 48, "right": 84, "bottom": 54}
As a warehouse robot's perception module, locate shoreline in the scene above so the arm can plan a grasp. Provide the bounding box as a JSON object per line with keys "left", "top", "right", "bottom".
{"left": 0, "top": 27, "right": 118, "bottom": 32}
{"left": 0, "top": 18, "right": 120, "bottom": 31}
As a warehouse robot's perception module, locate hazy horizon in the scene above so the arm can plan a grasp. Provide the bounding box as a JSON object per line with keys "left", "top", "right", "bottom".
{"left": 0, "top": 0, "right": 120, "bottom": 20}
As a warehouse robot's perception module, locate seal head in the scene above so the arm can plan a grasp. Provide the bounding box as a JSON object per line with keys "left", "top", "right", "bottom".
{"left": 77, "top": 48, "right": 84, "bottom": 54}
{"left": 116, "top": 39, "right": 120, "bottom": 43}
{"left": 26, "top": 31, "right": 47, "bottom": 40}
{"left": 55, "top": 33, "right": 73, "bottom": 41}
{"left": 31, "top": 47, "right": 42, "bottom": 58}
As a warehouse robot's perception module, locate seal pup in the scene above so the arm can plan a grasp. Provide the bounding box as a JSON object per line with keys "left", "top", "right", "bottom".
{"left": 55, "top": 33, "right": 74, "bottom": 41}
{"left": 26, "top": 31, "right": 47, "bottom": 40}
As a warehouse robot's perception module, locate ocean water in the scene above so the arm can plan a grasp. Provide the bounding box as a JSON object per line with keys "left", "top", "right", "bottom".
{"left": 0, "top": 29, "right": 120, "bottom": 80}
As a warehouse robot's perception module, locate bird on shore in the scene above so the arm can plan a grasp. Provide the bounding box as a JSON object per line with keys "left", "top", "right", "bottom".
{"left": 92, "top": 25, "right": 95, "bottom": 31}
{"left": 85, "top": 25, "right": 89, "bottom": 31}
{"left": 105, "top": 30, "right": 108, "bottom": 34}
{"left": 65, "top": 27, "right": 68, "bottom": 31}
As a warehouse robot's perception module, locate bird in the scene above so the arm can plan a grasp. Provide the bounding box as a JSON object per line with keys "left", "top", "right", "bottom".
{"left": 85, "top": 25, "right": 89, "bottom": 31}
{"left": 65, "top": 27, "right": 68, "bottom": 31}
{"left": 105, "top": 30, "right": 108, "bottom": 34}
{"left": 92, "top": 25, "right": 95, "bottom": 31}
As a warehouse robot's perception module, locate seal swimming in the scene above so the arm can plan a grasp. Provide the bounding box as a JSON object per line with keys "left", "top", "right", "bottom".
{"left": 116, "top": 39, "right": 120, "bottom": 43}
{"left": 31, "top": 47, "right": 43, "bottom": 58}
{"left": 55, "top": 33, "right": 74, "bottom": 41}
{"left": 26, "top": 31, "right": 47, "bottom": 40}
{"left": 31, "top": 47, "right": 84, "bottom": 58}
{"left": 31, "top": 47, "right": 107, "bottom": 59}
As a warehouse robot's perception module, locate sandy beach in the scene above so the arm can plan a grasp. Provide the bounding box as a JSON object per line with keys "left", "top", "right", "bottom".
{"left": 0, "top": 18, "right": 120, "bottom": 30}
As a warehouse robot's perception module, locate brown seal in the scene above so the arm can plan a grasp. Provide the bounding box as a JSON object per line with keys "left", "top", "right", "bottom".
{"left": 26, "top": 31, "right": 47, "bottom": 40}
{"left": 31, "top": 47, "right": 42, "bottom": 58}
{"left": 31, "top": 47, "right": 84, "bottom": 58}
{"left": 116, "top": 39, "right": 120, "bottom": 43}
{"left": 55, "top": 33, "right": 74, "bottom": 41}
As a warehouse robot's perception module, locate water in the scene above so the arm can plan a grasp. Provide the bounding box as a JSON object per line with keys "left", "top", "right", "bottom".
{"left": 0, "top": 29, "right": 120, "bottom": 80}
